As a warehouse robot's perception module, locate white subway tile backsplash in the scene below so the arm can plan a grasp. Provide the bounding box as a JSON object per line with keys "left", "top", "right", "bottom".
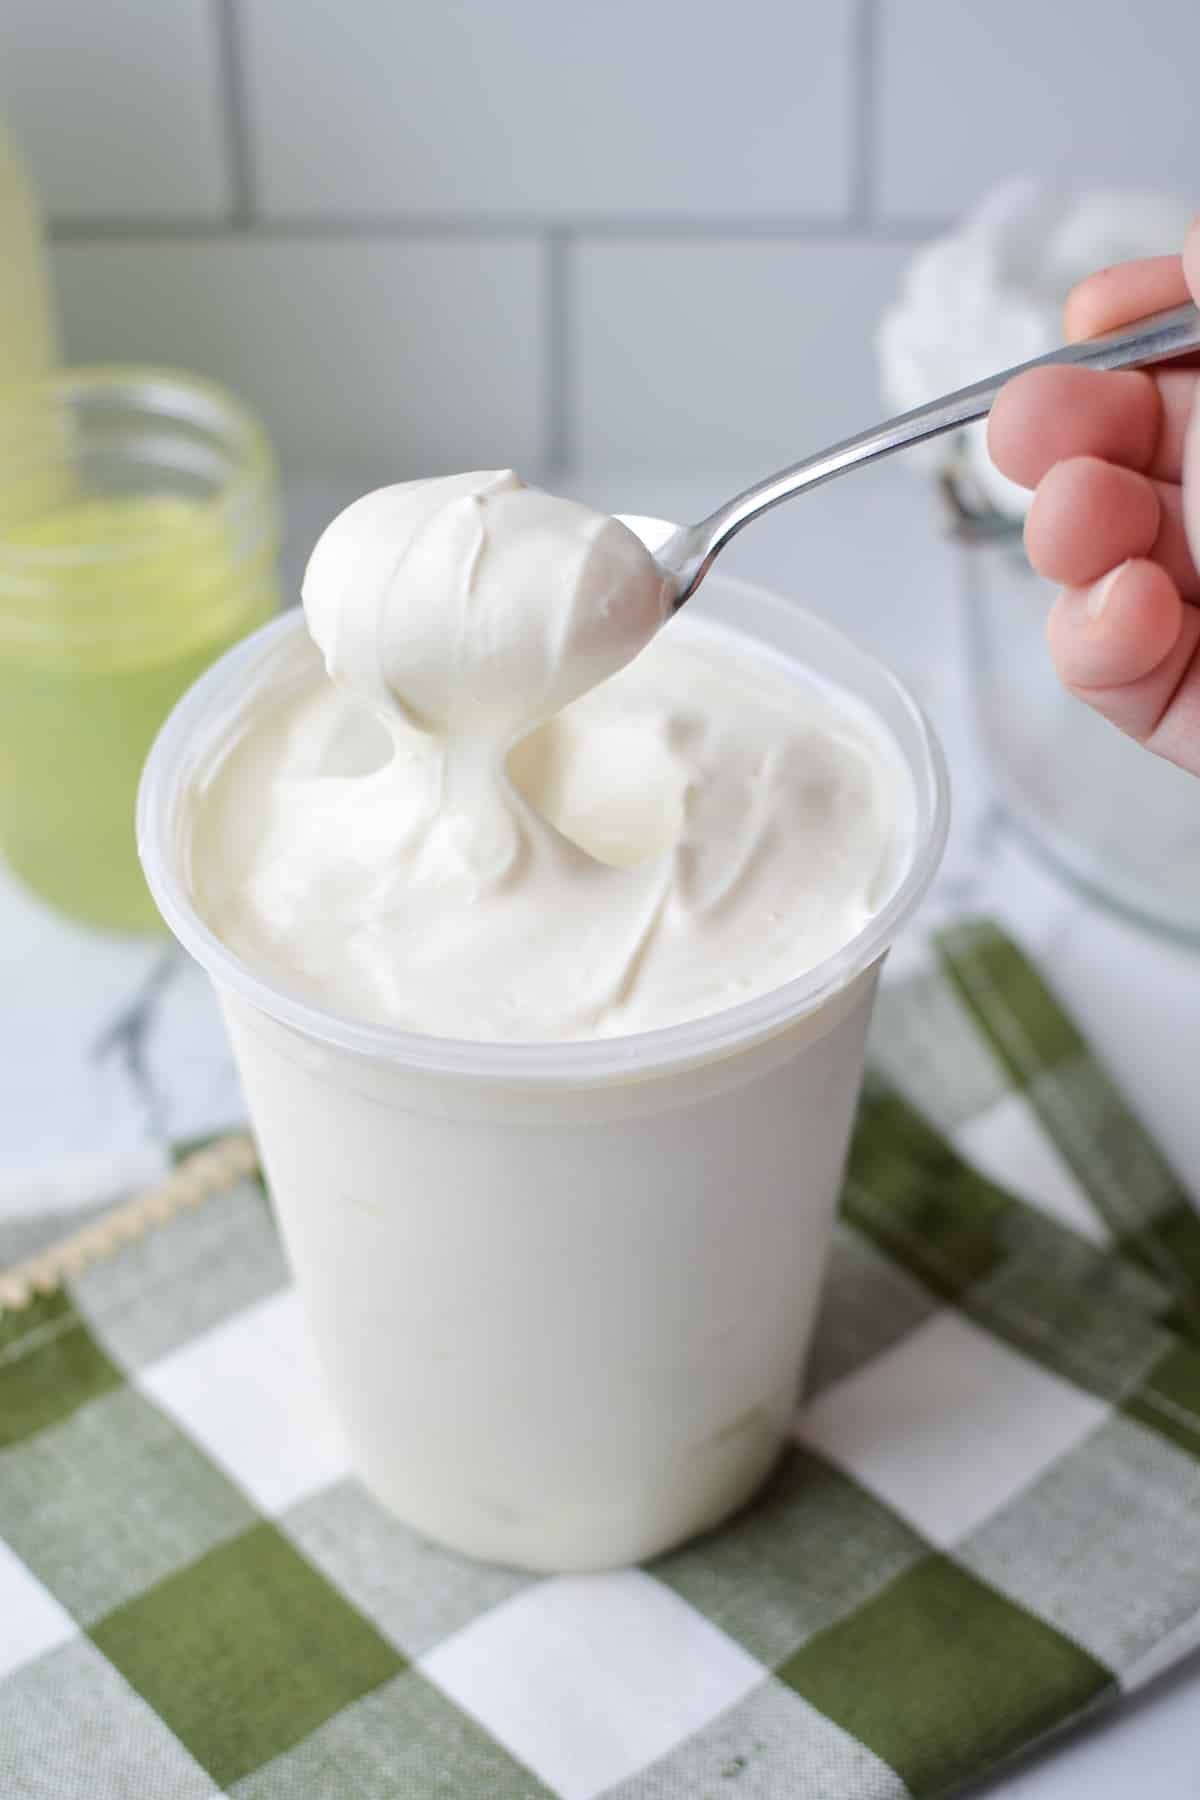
{"left": 573, "top": 240, "right": 910, "bottom": 471}
{"left": 0, "top": 0, "right": 229, "bottom": 220}
{"left": 53, "top": 239, "right": 546, "bottom": 474}
{"left": 876, "top": 0, "right": 1200, "bottom": 219}
{"left": 241, "top": 0, "right": 856, "bottom": 221}
{"left": 5, "top": 0, "right": 1188, "bottom": 478}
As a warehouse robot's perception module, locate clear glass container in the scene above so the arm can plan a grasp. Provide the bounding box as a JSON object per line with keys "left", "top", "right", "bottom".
{"left": 944, "top": 467, "right": 1200, "bottom": 941}
{"left": 0, "top": 365, "right": 279, "bottom": 931}
{"left": 0, "top": 117, "right": 57, "bottom": 419}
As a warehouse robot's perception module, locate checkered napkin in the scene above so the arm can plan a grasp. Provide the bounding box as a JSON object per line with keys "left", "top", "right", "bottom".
{"left": 3, "top": 919, "right": 1199, "bottom": 1800}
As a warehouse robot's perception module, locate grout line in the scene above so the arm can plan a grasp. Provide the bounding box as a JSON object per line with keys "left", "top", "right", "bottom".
{"left": 543, "top": 228, "right": 572, "bottom": 477}
{"left": 51, "top": 216, "right": 242, "bottom": 243}
{"left": 48, "top": 213, "right": 949, "bottom": 247}
{"left": 849, "top": 0, "right": 879, "bottom": 227}
{"left": 214, "top": 0, "right": 255, "bottom": 227}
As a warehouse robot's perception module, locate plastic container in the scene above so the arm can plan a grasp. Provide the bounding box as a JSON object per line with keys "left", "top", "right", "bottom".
{"left": 944, "top": 470, "right": 1200, "bottom": 942}
{"left": 139, "top": 573, "right": 948, "bottom": 1570}
{"left": 0, "top": 366, "right": 279, "bottom": 930}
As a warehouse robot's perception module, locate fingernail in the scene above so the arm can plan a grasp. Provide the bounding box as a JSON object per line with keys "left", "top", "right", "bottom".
{"left": 1086, "top": 562, "right": 1127, "bottom": 621}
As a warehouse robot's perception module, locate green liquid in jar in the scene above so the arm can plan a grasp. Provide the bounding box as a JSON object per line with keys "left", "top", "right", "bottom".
{"left": 0, "top": 492, "right": 277, "bottom": 931}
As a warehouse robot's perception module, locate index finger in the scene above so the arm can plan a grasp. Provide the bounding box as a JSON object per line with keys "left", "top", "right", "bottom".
{"left": 1064, "top": 254, "right": 1190, "bottom": 340}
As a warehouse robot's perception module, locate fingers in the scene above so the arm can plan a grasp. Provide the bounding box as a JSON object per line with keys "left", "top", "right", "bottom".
{"left": 1024, "top": 457, "right": 1200, "bottom": 597}
{"left": 1148, "top": 370, "right": 1200, "bottom": 483}
{"left": 1064, "top": 254, "right": 1190, "bottom": 340}
{"left": 1025, "top": 457, "right": 1159, "bottom": 583}
{"left": 997, "top": 220, "right": 1200, "bottom": 777}
{"left": 988, "top": 367, "right": 1160, "bottom": 486}
{"left": 1048, "top": 560, "right": 1184, "bottom": 690}
{"left": 989, "top": 365, "right": 1198, "bottom": 487}
{"left": 1145, "top": 632, "right": 1200, "bottom": 772}
{"left": 1181, "top": 216, "right": 1200, "bottom": 315}
{"left": 1146, "top": 480, "right": 1200, "bottom": 600}
{"left": 1047, "top": 559, "right": 1200, "bottom": 773}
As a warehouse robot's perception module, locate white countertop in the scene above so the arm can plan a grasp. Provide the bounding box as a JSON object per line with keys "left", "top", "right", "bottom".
{"left": 2, "top": 466, "right": 1198, "bottom": 1793}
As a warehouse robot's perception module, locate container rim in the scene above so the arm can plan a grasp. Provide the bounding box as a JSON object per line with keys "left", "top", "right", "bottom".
{"left": 138, "top": 575, "right": 950, "bottom": 1085}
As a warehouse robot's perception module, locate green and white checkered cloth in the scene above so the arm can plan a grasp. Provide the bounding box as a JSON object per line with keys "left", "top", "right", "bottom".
{"left": 3, "top": 919, "right": 1199, "bottom": 1799}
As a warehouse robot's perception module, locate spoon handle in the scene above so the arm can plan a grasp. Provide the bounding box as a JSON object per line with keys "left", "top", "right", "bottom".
{"left": 668, "top": 300, "right": 1200, "bottom": 605}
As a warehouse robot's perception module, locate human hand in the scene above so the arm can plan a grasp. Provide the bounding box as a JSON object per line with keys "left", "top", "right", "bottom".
{"left": 988, "top": 224, "right": 1200, "bottom": 775}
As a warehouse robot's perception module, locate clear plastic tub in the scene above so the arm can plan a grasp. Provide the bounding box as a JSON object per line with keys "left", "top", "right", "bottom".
{"left": 139, "top": 570, "right": 948, "bottom": 1570}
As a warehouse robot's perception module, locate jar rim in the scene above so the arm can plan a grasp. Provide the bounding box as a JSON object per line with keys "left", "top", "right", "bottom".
{"left": 0, "top": 363, "right": 276, "bottom": 569}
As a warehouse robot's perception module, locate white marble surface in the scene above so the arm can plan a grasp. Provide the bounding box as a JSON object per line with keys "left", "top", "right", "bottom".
{"left": 3, "top": 465, "right": 1199, "bottom": 1791}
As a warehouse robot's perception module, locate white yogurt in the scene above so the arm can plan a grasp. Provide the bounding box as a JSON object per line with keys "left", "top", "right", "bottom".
{"left": 194, "top": 472, "right": 913, "bottom": 1042}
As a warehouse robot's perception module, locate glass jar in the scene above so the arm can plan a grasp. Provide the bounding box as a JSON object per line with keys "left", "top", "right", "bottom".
{"left": 0, "top": 366, "right": 279, "bottom": 931}
{"left": 0, "top": 117, "right": 56, "bottom": 413}
{"left": 944, "top": 466, "right": 1200, "bottom": 941}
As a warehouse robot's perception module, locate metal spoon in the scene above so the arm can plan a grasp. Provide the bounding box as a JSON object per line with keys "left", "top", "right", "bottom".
{"left": 618, "top": 300, "right": 1200, "bottom": 606}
